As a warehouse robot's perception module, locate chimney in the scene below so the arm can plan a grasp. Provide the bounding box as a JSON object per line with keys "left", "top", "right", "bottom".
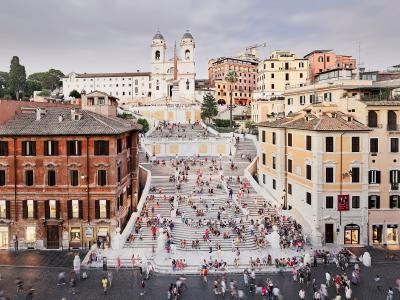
{"left": 36, "top": 108, "right": 46, "bottom": 121}
{"left": 71, "top": 108, "right": 82, "bottom": 120}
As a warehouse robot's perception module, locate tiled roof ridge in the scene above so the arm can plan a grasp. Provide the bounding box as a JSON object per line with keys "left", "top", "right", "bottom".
{"left": 84, "top": 110, "right": 119, "bottom": 132}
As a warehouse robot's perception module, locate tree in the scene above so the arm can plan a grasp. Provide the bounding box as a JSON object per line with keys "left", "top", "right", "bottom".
{"left": 137, "top": 118, "right": 149, "bottom": 134}
{"left": 201, "top": 94, "right": 218, "bottom": 124}
{"left": 28, "top": 69, "right": 64, "bottom": 91}
{"left": 0, "top": 71, "right": 9, "bottom": 98}
{"left": 37, "top": 89, "right": 51, "bottom": 97}
{"left": 225, "top": 70, "right": 238, "bottom": 129}
{"left": 69, "top": 89, "right": 81, "bottom": 98}
{"left": 8, "top": 56, "right": 26, "bottom": 100}
{"left": 24, "top": 80, "right": 42, "bottom": 98}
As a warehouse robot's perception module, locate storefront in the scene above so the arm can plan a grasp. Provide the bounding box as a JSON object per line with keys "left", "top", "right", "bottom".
{"left": 0, "top": 226, "right": 9, "bottom": 249}
{"left": 386, "top": 224, "right": 398, "bottom": 245}
{"left": 96, "top": 226, "right": 110, "bottom": 248}
{"left": 372, "top": 225, "right": 383, "bottom": 244}
{"left": 69, "top": 226, "right": 82, "bottom": 249}
{"left": 344, "top": 224, "right": 360, "bottom": 244}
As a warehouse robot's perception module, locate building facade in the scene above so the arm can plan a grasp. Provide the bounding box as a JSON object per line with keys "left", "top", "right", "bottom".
{"left": 257, "top": 110, "right": 370, "bottom": 245}
{"left": 61, "top": 72, "right": 151, "bottom": 102}
{"left": 0, "top": 105, "right": 140, "bottom": 250}
{"left": 254, "top": 50, "right": 308, "bottom": 100}
{"left": 304, "top": 50, "right": 357, "bottom": 83}
{"left": 208, "top": 56, "right": 258, "bottom": 106}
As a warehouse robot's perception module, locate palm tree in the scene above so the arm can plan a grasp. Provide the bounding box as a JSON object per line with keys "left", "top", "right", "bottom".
{"left": 225, "top": 70, "right": 238, "bottom": 129}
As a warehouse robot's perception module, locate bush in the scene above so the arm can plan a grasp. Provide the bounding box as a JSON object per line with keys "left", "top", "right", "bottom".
{"left": 213, "top": 119, "right": 233, "bottom": 127}
{"left": 137, "top": 118, "right": 149, "bottom": 134}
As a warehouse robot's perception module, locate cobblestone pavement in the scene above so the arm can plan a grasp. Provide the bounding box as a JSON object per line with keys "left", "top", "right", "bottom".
{"left": 0, "top": 260, "right": 399, "bottom": 299}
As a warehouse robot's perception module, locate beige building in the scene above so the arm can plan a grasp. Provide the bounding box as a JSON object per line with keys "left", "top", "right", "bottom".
{"left": 251, "top": 97, "right": 285, "bottom": 123}
{"left": 282, "top": 79, "right": 400, "bottom": 245}
{"left": 254, "top": 50, "right": 308, "bottom": 100}
{"left": 257, "top": 109, "right": 370, "bottom": 245}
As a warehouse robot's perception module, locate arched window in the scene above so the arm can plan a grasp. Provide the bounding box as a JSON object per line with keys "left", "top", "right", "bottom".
{"left": 156, "top": 80, "right": 159, "bottom": 91}
{"left": 388, "top": 110, "right": 397, "bottom": 130}
{"left": 185, "top": 49, "right": 190, "bottom": 60}
{"left": 186, "top": 79, "right": 189, "bottom": 90}
{"left": 217, "top": 99, "right": 226, "bottom": 105}
{"left": 368, "top": 111, "right": 378, "bottom": 127}
{"left": 155, "top": 50, "right": 160, "bottom": 61}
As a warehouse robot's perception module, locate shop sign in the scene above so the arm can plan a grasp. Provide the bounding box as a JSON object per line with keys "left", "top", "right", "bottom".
{"left": 338, "top": 194, "right": 350, "bottom": 211}
{"left": 85, "top": 227, "right": 93, "bottom": 238}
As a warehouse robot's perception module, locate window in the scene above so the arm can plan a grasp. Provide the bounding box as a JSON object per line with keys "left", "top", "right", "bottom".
{"left": 325, "top": 137, "right": 334, "bottom": 152}
{"left": 186, "top": 79, "right": 190, "bottom": 90}
{"left": 46, "top": 200, "right": 58, "bottom": 219}
{"left": 44, "top": 140, "right": 59, "bottom": 156}
{"left": 300, "top": 73, "right": 303, "bottom": 78}
{"left": 262, "top": 153, "right": 266, "bottom": 165}
{"left": 390, "top": 138, "right": 399, "bottom": 153}
{"left": 0, "top": 170, "right": 5, "bottom": 186}
{"left": 70, "top": 170, "right": 79, "bottom": 186}
{"left": 25, "top": 170, "right": 34, "bottom": 186}
{"left": 324, "top": 92, "right": 332, "bottom": 102}
{"left": 272, "top": 179, "right": 276, "bottom": 190}
{"left": 271, "top": 84, "right": 274, "bottom": 90}
{"left": 272, "top": 156, "right": 276, "bottom": 169}
{"left": 368, "top": 170, "right": 381, "bottom": 184}
{"left": 306, "top": 135, "right": 312, "bottom": 150}
{"left": 25, "top": 226, "right": 36, "bottom": 243}
{"left": 22, "top": 141, "right": 36, "bottom": 156}
{"left": 288, "top": 159, "right": 293, "bottom": 173}
{"left": 351, "top": 167, "right": 360, "bottom": 183}
{"left": 0, "top": 200, "right": 9, "bottom": 219}
{"left": 96, "top": 200, "right": 109, "bottom": 219}
{"left": 261, "top": 131, "right": 265, "bottom": 143}
{"left": 368, "top": 111, "right": 378, "bottom": 127}
{"left": 272, "top": 132, "right": 276, "bottom": 144}
{"left": 288, "top": 183, "right": 292, "bottom": 195}
{"left": 388, "top": 110, "right": 397, "bottom": 130}
{"left": 126, "top": 136, "right": 132, "bottom": 149}
{"left": 300, "top": 96, "right": 305, "bottom": 105}
{"left": 352, "top": 196, "right": 360, "bottom": 209}
{"left": 0, "top": 141, "right": 8, "bottom": 156}
{"left": 390, "top": 195, "right": 400, "bottom": 209}
{"left": 368, "top": 195, "right": 380, "bottom": 209}
{"left": 288, "top": 133, "right": 292, "bottom": 146}
{"left": 325, "top": 196, "right": 334, "bottom": 209}
{"left": 370, "top": 138, "right": 379, "bottom": 153}
{"left": 24, "top": 200, "right": 36, "bottom": 219}
{"left": 271, "top": 63, "right": 274, "bottom": 68}
{"left": 285, "top": 73, "right": 289, "bottom": 81}
{"left": 68, "top": 200, "right": 81, "bottom": 219}
{"left": 262, "top": 174, "right": 266, "bottom": 184}
{"left": 309, "top": 95, "right": 315, "bottom": 103}
{"left": 98, "top": 170, "right": 107, "bottom": 186}
{"left": 47, "top": 170, "right": 56, "bottom": 186}
{"left": 325, "top": 167, "right": 334, "bottom": 183}
{"left": 390, "top": 170, "right": 400, "bottom": 190}
{"left": 352, "top": 137, "right": 360, "bottom": 152}
{"left": 117, "top": 138, "right": 122, "bottom": 154}
{"left": 271, "top": 73, "right": 274, "bottom": 79}
{"left": 67, "top": 140, "right": 82, "bottom": 156}
{"left": 306, "top": 192, "right": 312, "bottom": 205}
{"left": 117, "top": 166, "right": 121, "bottom": 183}
{"left": 306, "top": 164, "right": 312, "bottom": 180}
{"left": 94, "top": 140, "right": 109, "bottom": 155}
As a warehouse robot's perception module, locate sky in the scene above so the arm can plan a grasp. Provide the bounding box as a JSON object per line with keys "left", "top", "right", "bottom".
{"left": 0, "top": 0, "right": 399, "bottom": 78}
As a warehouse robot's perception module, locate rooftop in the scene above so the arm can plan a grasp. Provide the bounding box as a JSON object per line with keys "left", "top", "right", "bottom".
{"left": 257, "top": 112, "right": 370, "bottom": 132}
{"left": 65, "top": 72, "right": 151, "bottom": 79}
{"left": 303, "top": 49, "right": 333, "bottom": 58}
{"left": 0, "top": 107, "right": 140, "bottom": 136}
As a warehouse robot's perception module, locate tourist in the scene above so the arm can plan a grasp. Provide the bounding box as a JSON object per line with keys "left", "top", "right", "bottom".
{"left": 299, "top": 288, "right": 306, "bottom": 299}
{"left": 101, "top": 276, "right": 108, "bottom": 295}
{"left": 387, "top": 287, "right": 394, "bottom": 300}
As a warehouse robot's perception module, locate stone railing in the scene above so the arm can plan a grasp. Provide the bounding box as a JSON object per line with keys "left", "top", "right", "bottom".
{"left": 111, "top": 165, "right": 151, "bottom": 249}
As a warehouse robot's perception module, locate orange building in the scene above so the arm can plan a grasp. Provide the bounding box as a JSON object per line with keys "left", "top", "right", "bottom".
{"left": 208, "top": 56, "right": 258, "bottom": 106}
{"left": 304, "top": 50, "right": 357, "bottom": 83}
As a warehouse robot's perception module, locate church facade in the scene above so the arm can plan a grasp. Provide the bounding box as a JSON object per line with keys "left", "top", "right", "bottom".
{"left": 150, "top": 31, "right": 196, "bottom": 103}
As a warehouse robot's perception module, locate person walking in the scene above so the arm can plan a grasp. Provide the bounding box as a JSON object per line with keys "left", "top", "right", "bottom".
{"left": 345, "top": 285, "right": 352, "bottom": 299}
{"left": 101, "top": 276, "right": 108, "bottom": 295}
{"left": 387, "top": 287, "right": 394, "bottom": 300}
{"left": 57, "top": 272, "right": 66, "bottom": 285}
{"left": 325, "top": 272, "right": 331, "bottom": 287}
{"left": 375, "top": 274, "right": 382, "bottom": 292}
{"left": 299, "top": 288, "right": 305, "bottom": 299}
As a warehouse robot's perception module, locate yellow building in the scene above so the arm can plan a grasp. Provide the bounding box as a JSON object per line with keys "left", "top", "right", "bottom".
{"left": 254, "top": 50, "right": 308, "bottom": 99}
{"left": 251, "top": 97, "right": 285, "bottom": 123}
{"left": 257, "top": 109, "right": 370, "bottom": 245}
{"left": 282, "top": 79, "right": 400, "bottom": 245}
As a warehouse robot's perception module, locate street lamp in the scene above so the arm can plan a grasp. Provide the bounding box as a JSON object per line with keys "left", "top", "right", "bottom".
{"left": 219, "top": 154, "right": 222, "bottom": 170}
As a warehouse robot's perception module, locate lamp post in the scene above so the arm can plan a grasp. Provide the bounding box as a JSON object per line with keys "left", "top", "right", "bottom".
{"left": 219, "top": 154, "right": 222, "bottom": 170}
{"left": 175, "top": 153, "right": 179, "bottom": 171}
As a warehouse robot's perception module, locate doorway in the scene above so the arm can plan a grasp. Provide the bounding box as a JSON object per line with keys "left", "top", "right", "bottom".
{"left": 46, "top": 225, "right": 59, "bottom": 249}
{"left": 372, "top": 225, "right": 383, "bottom": 244}
{"left": 344, "top": 224, "right": 360, "bottom": 244}
{"left": 0, "top": 227, "right": 8, "bottom": 249}
{"left": 325, "top": 223, "right": 334, "bottom": 243}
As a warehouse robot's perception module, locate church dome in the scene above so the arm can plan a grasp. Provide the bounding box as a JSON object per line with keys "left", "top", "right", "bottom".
{"left": 153, "top": 31, "right": 165, "bottom": 40}
{"left": 182, "top": 30, "right": 194, "bottom": 40}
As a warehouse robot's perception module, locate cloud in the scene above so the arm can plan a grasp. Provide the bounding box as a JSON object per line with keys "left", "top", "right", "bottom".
{"left": 0, "top": 0, "right": 398, "bottom": 77}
